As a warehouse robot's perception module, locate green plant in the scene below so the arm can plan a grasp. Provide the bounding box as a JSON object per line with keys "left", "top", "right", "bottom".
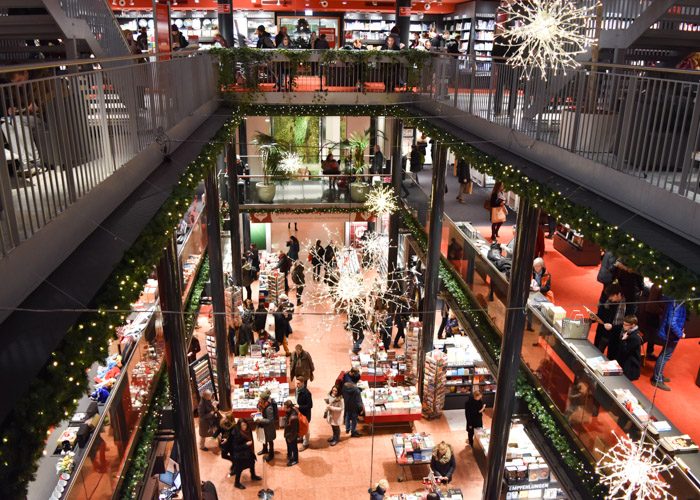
{"left": 252, "top": 132, "right": 287, "bottom": 185}
{"left": 341, "top": 130, "right": 371, "bottom": 179}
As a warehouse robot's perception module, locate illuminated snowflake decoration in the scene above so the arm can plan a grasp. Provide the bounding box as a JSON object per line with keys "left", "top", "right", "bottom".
{"left": 358, "top": 232, "right": 389, "bottom": 270}
{"left": 364, "top": 185, "right": 398, "bottom": 216}
{"left": 278, "top": 152, "right": 303, "bottom": 175}
{"left": 501, "top": 0, "right": 597, "bottom": 80}
{"left": 596, "top": 432, "right": 675, "bottom": 500}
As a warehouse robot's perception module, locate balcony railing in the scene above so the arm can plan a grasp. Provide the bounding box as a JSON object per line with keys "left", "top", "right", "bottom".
{"left": 218, "top": 50, "right": 700, "bottom": 207}
{"left": 0, "top": 53, "right": 217, "bottom": 256}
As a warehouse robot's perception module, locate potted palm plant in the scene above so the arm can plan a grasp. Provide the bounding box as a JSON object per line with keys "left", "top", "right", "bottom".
{"left": 344, "top": 130, "right": 371, "bottom": 203}
{"left": 256, "top": 142, "right": 284, "bottom": 203}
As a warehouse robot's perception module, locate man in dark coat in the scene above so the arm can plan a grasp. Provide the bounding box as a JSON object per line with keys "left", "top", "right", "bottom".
{"left": 277, "top": 251, "right": 292, "bottom": 293}
{"left": 272, "top": 304, "right": 292, "bottom": 356}
{"left": 342, "top": 381, "right": 363, "bottom": 437}
{"left": 291, "top": 260, "right": 306, "bottom": 306}
{"left": 590, "top": 284, "right": 625, "bottom": 360}
{"left": 295, "top": 377, "right": 313, "bottom": 450}
{"left": 323, "top": 241, "right": 336, "bottom": 282}
{"left": 255, "top": 390, "right": 277, "bottom": 462}
{"left": 617, "top": 316, "right": 642, "bottom": 381}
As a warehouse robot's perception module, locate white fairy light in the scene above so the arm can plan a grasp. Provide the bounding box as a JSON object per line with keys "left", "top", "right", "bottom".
{"left": 501, "top": 0, "right": 597, "bottom": 80}
{"left": 358, "top": 232, "right": 389, "bottom": 270}
{"left": 597, "top": 432, "right": 675, "bottom": 500}
{"left": 364, "top": 185, "right": 398, "bottom": 216}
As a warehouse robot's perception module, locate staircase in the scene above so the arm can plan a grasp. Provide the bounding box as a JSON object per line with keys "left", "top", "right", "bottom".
{"left": 0, "top": 0, "right": 130, "bottom": 63}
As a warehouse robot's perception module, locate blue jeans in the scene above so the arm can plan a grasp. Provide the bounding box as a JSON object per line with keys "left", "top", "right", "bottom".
{"left": 345, "top": 412, "right": 358, "bottom": 433}
{"left": 652, "top": 343, "right": 676, "bottom": 382}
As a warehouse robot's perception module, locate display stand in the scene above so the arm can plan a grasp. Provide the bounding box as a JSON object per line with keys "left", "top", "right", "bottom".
{"left": 351, "top": 350, "right": 407, "bottom": 385}
{"left": 392, "top": 433, "right": 435, "bottom": 482}
{"left": 231, "top": 381, "right": 291, "bottom": 420}
{"left": 434, "top": 336, "right": 496, "bottom": 409}
{"left": 204, "top": 329, "right": 219, "bottom": 395}
{"left": 233, "top": 356, "right": 288, "bottom": 384}
{"left": 422, "top": 350, "right": 447, "bottom": 419}
{"left": 258, "top": 271, "right": 285, "bottom": 307}
{"left": 405, "top": 317, "right": 421, "bottom": 385}
{"left": 189, "top": 354, "right": 217, "bottom": 406}
{"left": 359, "top": 381, "right": 422, "bottom": 426}
{"left": 473, "top": 423, "right": 566, "bottom": 499}
{"left": 224, "top": 285, "right": 243, "bottom": 329}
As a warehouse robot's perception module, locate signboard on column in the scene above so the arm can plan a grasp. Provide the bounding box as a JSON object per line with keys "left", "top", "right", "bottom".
{"left": 153, "top": 0, "right": 172, "bottom": 61}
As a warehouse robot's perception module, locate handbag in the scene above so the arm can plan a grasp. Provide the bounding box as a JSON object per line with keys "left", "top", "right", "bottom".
{"left": 491, "top": 206, "right": 507, "bottom": 223}
{"left": 483, "top": 198, "right": 491, "bottom": 210}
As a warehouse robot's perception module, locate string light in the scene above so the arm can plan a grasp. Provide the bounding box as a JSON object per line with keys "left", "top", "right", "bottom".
{"left": 501, "top": 0, "right": 598, "bottom": 80}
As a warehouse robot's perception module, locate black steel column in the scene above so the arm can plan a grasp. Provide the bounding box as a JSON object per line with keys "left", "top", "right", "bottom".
{"left": 242, "top": 213, "right": 251, "bottom": 251}
{"left": 205, "top": 165, "right": 232, "bottom": 410}
{"left": 418, "top": 143, "right": 447, "bottom": 396}
{"left": 238, "top": 118, "right": 248, "bottom": 162}
{"left": 226, "top": 136, "right": 243, "bottom": 290}
{"left": 157, "top": 235, "right": 202, "bottom": 500}
{"left": 396, "top": 0, "right": 412, "bottom": 47}
{"left": 387, "top": 119, "right": 403, "bottom": 282}
{"left": 217, "top": 0, "right": 234, "bottom": 47}
{"left": 484, "top": 198, "right": 540, "bottom": 500}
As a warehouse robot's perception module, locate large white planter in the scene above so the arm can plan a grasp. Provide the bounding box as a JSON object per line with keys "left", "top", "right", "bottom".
{"left": 558, "top": 110, "right": 618, "bottom": 153}
{"left": 256, "top": 182, "right": 277, "bottom": 203}
{"left": 349, "top": 182, "right": 370, "bottom": 203}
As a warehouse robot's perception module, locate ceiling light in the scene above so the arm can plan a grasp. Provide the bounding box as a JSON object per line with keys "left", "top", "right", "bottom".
{"left": 424, "top": 3, "right": 431, "bottom": 11}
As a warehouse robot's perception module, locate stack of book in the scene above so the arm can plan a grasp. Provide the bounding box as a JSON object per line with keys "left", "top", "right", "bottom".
{"left": 404, "top": 318, "right": 421, "bottom": 384}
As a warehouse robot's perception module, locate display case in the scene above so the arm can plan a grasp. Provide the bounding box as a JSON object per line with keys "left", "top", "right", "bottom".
{"left": 553, "top": 224, "right": 601, "bottom": 266}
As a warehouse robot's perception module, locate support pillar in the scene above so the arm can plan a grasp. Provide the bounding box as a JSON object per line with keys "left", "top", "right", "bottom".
{"left": 217, "top": 0, "right": 234, "bottom": 47}
{"left": 205, "top": 165, "right": 232, "bottom": 410}
{"left": 396, "top": 0, "right": 412, "bottom": 47}
{"left": 238, "top": 118, "right": 248, "bottom": 162}
{"left": 157, "top": 235, "right": 202, "bottom": 500}
{"left": 484, "top": 198, "right": 540, "bottom": 500}
{"left": 226, "top": 135, "right": 243, "bottom": 290}
{"left": 387, "top": 119, "right": 403, "bottom": 283}
{"left": 418, "top": 143, "right": 447, "bottom": 396}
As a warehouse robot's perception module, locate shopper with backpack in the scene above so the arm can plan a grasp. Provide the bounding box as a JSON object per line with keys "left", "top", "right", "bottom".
{"left": 283, "top": 400, "right": 300, "bottom": 466}
{"left": 295, "top": 377, "right": 313, "bottom": 450}
{"left": 255, "top": 390, "right": 278, "bottom": 462}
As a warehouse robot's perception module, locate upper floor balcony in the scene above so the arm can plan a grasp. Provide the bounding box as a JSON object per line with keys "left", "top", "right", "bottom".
{"left": 218, "top": 49, "right": 700, "bottom": 247}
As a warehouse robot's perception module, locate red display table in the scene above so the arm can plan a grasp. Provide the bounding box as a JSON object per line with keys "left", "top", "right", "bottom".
{"left": 234, "top": 374, "right": 288, "bottom": 385}
{"left": 363, "top": 412, "right": 422, "bottom": 424}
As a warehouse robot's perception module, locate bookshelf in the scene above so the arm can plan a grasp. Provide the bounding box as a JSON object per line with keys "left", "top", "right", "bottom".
{"left": 443, "top": 15, "right": 472, "bottom": 53}
{"left": 474, "top": 12, "right": 496, "bottom": 72}
{"left": 422, "top": 350, "right": 447, "bottom": 419}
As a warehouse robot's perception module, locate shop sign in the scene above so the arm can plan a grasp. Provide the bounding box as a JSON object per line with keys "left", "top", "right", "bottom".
{"left": 218, "top": 3, "right": 231, "bottom": 13}
{"left": 153, "top": 0, "right": 171, "bottom": 61}
{"left": 399, "top": 6, "right": 411, "bottom": 17}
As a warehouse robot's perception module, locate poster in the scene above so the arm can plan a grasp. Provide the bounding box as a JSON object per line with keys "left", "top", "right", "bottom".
{"left": 153, "top": 1, "right": 171, "bottom": 60}
{"left": 319, "top": 27, "right": 336, "bottom": 46}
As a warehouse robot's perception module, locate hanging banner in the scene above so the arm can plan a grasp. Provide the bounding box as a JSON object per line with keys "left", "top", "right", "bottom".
{"left": 153, "top": 0, "right": 171, "bottom": 61}
{"left": 249, "top": 212, "right": 375, "bottom": 223}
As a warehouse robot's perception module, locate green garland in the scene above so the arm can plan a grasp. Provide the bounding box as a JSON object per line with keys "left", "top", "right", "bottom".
{"left": 240, "top": 206, "right": 362, "bottom": 215}
{"left": 0, "top": 116, "right": 239, "bottom": 498}
{"left": 185, "top": 257, "right": 209, "bottom": 337}
{"left": 400, "top": 209, "right": 603, "bottom": 498}
{"left": 118, "top": 376, "right": 170, "bottom": 500}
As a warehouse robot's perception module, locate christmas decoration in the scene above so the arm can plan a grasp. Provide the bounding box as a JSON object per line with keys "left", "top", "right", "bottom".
{"left": 597, "top": 432, "right": 674, "bottom": 500}
{"left": 501, "top": 0, "right": 598, "bottom": 80}
{"left": 365, "top": 184, "right": 399, "bottom": 216}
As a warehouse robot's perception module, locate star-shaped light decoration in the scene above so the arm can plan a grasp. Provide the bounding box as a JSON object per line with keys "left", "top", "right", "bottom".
{"left": 501, "top": 0, "right": 598, "bottom": 80}
{"left": 278, "top": 151, "right": 303, "bottom": 175}
{"left": 358, "top": 232, "right": 389, "bottom": 270}
{"left": 596, "top": 432, "right": 675, "bottom": 500}
{"left": 364, "top": 185, "right": 398, "bottom": 216}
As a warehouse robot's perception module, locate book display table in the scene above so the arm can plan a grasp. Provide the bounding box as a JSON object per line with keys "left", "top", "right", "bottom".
{"left": 392, "top": 433, "right": 434, "bottom": 482}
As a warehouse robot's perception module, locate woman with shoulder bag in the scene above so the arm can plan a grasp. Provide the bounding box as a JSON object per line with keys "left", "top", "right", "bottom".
{"left": 489, "top": 181, "right": 507, "bottom": 242}
{"left": 325, "top": 385, "right": 344, "bottom": 446}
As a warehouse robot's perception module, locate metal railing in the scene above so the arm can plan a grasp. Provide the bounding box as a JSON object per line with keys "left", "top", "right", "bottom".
{"left": 219, "top": 50, "right": 700, "bottom": 204}
{"left": 57, "top": 0, "right": 131, "bottom": 58}
{"left": 0, "top": 53, "right": 217, "bottom": 256}
{"left": 424, "top": 54, "right": 700, "bottom": 202}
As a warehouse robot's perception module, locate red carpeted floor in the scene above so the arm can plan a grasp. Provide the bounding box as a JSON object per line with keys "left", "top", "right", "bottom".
{"left": 472, "top": 224, "right": 700, "bottom": 444}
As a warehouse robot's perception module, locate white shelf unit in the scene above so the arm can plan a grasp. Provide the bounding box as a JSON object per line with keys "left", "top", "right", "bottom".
{"left": 473, "top": 13, "right": 496, "bottom": 72}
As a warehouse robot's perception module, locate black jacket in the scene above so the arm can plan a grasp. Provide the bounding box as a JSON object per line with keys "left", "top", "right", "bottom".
{"left": 292, "top": 263, "right": 305, "bottom": 286}
{"left": 465, "top": 396, "right": 485, "bottom": 429}
{"left": 253, "top": 308, "right": 267, "bottom": 332}
{"left": 257, "top": 32, "right": 274, "bottom": 48}
{"left": 410, "top": 148, "right": 421, "bottom": 173}
{"left": 456, "top": 158, "right": 470, "bottom": 183}
{"left": 311, "top": 245, "right": 324, "bottom": 265}
{"left": 370, "top": 150, "right": 385, "bottom": 174}
{"left": 342, "top": 382, "right": 364, "bottom": 415}
{"left": 273, "top": 312, "right": 291, "bottom": 342}
{"left": 284, "top": 407, "right": 299, "bottom": 442}
{"left": 296, "top": 386, "right": 313, "bottom": 421}
{"left": 618, "top": 328, "right": 642, "bottom": 381}
{"left": 324, "top": 244, "right": 335, "bottom": 264}
{"left": 278, "top": 254, "right": 292, "bottom": 273}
